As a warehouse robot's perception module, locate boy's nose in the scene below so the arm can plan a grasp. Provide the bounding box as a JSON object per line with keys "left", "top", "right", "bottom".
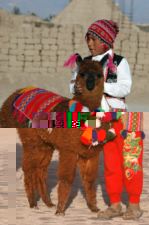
{"left": 88, "top": 39, "right": 93, "bottom": 47}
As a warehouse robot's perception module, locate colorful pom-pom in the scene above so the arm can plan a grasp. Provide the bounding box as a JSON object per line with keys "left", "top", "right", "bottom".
{"left": 97, "top": 129, "right": 106, "bottom": 142}
{"left": 69, "top": 100, "right": 83, "bottom": 112}
{"left": 121, "top": 130, "right": 128, "bottom": 139}
{"left": 116, "top": 112, "right": 122, "bottom": 120}
{"left": 141, "top": 131, "right": 145, "bottom": 139}
{"left": 101, "top": 112, "right": 112, "bottom": 122}
{"left": 125, "top": 168, "right": 135, "bottom": 180}
{"left": 111, "top": 112, "right": 117, "bottom": 120}
{"left": 92, "top": 129, "right": 98, "bottom": 143}
{"left": 81, "top": 128, "right": 92, "bottom": 145}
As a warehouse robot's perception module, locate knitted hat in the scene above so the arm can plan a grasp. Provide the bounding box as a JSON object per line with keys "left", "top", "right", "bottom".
{"left": 86, "top": 19, "right": 119, "bottom": 47}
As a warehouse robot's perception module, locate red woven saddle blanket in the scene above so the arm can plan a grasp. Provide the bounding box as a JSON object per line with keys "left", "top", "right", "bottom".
{"left": 13, "top": 87, "right": 65, "bottom": 122}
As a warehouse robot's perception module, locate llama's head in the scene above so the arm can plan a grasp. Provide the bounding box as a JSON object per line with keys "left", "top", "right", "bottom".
{"left": 74, "top": 57, "right": 104, "bottom": 111}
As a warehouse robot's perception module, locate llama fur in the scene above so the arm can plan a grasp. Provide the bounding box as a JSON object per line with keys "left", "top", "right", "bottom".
{"left": 0, "top": 58, "right": 112, "bottom": 215}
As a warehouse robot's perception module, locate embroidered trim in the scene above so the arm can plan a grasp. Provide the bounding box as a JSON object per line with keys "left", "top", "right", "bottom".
{"left": 123, "top": 132, "right": 143, "bottom": 180}
{"left": 122, "top": 112, "right": 143, "bottom": 132}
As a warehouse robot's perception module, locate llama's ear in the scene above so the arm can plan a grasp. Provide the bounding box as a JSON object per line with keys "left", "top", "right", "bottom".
{"left": 63, "top": 53, "right": 82, "bottom": 68}
{"left": 76, "top": 53, "right": 83, "bottom": 67}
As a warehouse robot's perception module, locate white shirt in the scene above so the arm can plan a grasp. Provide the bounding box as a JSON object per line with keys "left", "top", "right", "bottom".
{"left": 69, "top": 49, "right": 132, "bottom": 111}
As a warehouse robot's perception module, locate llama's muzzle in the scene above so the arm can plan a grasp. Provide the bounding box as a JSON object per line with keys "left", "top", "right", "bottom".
{"left": 80, "top": 72, "right": 102, "bottom": 91}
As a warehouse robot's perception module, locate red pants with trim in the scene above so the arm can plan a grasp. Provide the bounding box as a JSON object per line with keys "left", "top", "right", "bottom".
{"left": 103, "top": 119, "right": 143, "bottom": 204}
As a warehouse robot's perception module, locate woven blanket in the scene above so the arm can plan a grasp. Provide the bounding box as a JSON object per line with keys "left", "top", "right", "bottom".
{"left": 13, "top": 87, "right": 65, "bottom": 122}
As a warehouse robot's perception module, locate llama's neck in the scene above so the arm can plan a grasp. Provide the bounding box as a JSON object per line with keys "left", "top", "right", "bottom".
{"left": 73, "top": 95, "right": 102, "bottom": 112}
{"left": 81, "top": 97, "right": 102, "bottom": 111}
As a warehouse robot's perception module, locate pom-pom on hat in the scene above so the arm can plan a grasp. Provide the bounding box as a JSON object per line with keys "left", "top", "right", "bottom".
{"left": 86, "top": 19, "right": 119, "bottom": 48}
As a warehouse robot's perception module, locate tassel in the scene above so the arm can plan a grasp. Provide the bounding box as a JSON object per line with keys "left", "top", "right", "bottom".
{"left": 107, "top": 54, "right": 117, "bottom": 74}
{"left": 121, "top": 130, "right": 128, "bottom": 139}
{"left": 92, "top": 129, "right": 98, "bottom": 146}
{"left": 63, "top": 53, "right": 79, "bottom": 68}
{"left": 141, "top": 131, "right": 145, "bottom": 139}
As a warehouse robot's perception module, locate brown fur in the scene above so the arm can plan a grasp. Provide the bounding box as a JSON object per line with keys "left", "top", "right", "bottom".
{"left": 0, "top": 59, "right": 104, "bottom": 127}
{"left": 0, "top": 59, "right": 107, "bottom": 215}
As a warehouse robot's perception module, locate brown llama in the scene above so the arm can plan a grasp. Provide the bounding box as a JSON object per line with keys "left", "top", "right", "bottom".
{"left": 0, "top": 58, "right": 104, "bottom": 128}
{"left": 0, "top": 57, "right": 113, "bottom": 215}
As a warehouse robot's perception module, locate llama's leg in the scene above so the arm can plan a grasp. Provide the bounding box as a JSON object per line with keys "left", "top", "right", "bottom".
{"left": 23, "top": 145, "right": 55, "bottom": 208}
{"left": 78, "top": 154, "right": 100, "bottom": 212}
{"left": 20, "top": 128, "right": 55, "bottom": 208}
{"left": 23, "top": 169, "right": 38, "bottom": 208}
{"left": 23, "top": 146, "right": 55, "bottom": 208}
{"left": 56, "top": 151, "right": 78, "bottom": 215}
{"left": 35, "top": 162, "right": 55, "bottom": 208}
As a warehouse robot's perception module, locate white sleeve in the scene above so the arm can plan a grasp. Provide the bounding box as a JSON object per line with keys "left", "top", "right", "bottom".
{"left": 104, "top": 58, "right": 132, "bottom": 98}
{"left": 69, "top": 66, "right": 79, "bottom": 94}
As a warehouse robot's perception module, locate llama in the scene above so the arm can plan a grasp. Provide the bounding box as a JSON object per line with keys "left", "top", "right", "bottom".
{"left": 0, "top": 57, "right": 116, "bottom": 215}
{"left": 0, "top": 57, "right": 104, "bottom": 128}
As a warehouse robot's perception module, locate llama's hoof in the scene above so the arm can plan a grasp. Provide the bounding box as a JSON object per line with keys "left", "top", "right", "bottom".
{"left": 55, "top": 210, "right": 65, "bottom": 216}
{"left": 29, "top": 203, "right": 38, "bottom": 208}
{"left": 34, "top": 206, "right": 39, "bottom": 210}
{"left": 47, "top": 202, "right": 56, "bottom": 208}
{"left": 91, "top": 207, "right": 100, "bottom": 213}
{"left": 88, "top": 204, "right": 100, "bottom": 212}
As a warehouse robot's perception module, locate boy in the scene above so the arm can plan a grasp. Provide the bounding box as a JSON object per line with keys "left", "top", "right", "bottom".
{"left": 69, "top": 19, "right": 132, "bottom": 111}
{"left": 68, "top": 20, "right": 143, "bottom": 220}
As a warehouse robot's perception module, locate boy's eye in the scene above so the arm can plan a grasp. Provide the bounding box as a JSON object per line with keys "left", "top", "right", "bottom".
{"left": 92, "top": 36, "right": 96, "bottom": 41}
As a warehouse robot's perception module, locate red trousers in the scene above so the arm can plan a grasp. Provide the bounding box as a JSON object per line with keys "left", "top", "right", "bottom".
{"left": 103, "top": 119, "right": 143, "bottom": 204}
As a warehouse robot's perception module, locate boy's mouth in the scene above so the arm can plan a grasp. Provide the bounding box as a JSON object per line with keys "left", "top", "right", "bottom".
{"left": 89, "top": 49, "right": 97, "bottom": 56}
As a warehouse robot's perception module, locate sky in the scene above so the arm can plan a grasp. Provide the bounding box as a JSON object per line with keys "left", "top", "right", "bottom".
{"left": 0, "top": 0, "right": 149, "bottom": 24}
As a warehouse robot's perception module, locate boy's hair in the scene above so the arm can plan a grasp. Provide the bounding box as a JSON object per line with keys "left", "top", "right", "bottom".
{"left": 86, "top": 19, "right": 119, "bottom": 48}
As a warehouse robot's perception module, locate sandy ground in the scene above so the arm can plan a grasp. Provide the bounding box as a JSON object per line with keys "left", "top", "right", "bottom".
{"left": 0, "top": 113, "right": 149, "bottom": 225}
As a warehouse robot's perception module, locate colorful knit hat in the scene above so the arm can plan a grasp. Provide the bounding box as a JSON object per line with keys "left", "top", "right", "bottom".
{"left": 86, "top": 19, "right": 119, "bottom": 47}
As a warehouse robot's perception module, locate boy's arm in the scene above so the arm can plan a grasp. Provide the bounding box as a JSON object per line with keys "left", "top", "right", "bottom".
{"left": 104, "top": 58, "right": 132, "bottom": 98}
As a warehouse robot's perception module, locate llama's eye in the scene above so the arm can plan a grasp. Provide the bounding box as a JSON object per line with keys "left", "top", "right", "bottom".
{"left": 80, "top": 73, "right": 85, "bottom": 77}
{"left": 97, "top": 73, "right": 102, "bottom": 78}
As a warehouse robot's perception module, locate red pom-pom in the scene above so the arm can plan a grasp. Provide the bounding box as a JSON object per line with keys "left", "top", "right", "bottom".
{"left": 90, "top": 112, "right": 96, "bottom": 116}
{"left": 97, "top": 129, "right": 106, "bottom": 141}
{"left": 102, "top": 112, "right": 112, "bottom": 122}
{"left": 125, "top": 168, "right": 134, "bottom": 180}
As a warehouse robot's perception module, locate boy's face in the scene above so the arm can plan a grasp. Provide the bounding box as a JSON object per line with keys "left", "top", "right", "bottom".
{"left": 86, "top": 34, "right": 108, "bottom": 56}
